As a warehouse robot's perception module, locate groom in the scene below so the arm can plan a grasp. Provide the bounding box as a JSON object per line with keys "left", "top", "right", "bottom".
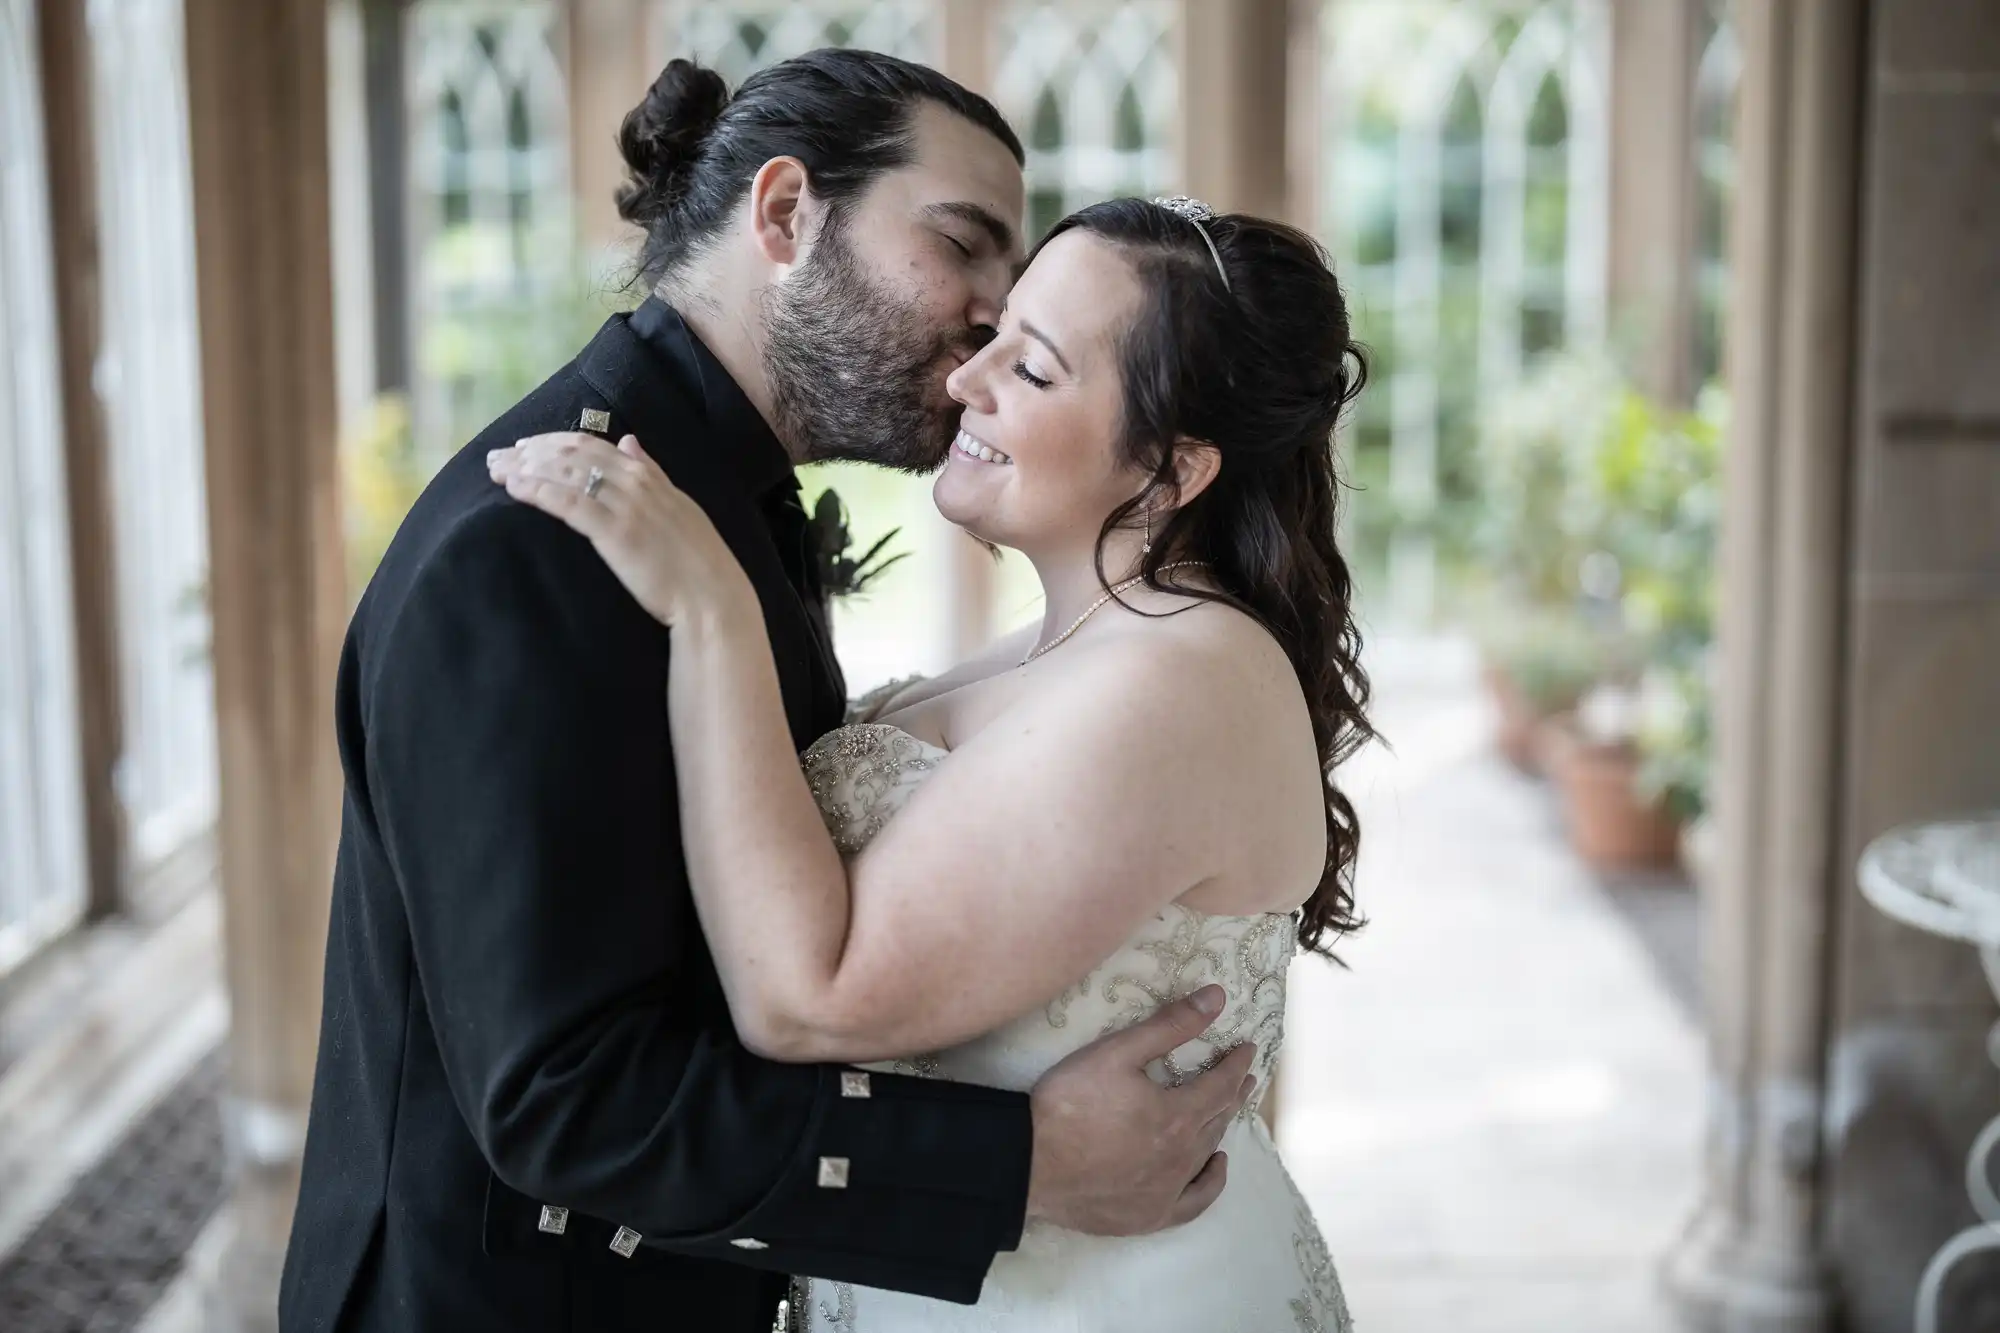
{"left": 280, "top": 48, "right": 1256, "bottom": 1333}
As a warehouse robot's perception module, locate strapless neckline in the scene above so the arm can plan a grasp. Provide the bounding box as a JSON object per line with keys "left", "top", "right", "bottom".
{"left": 803, "top": 722, "right": 1294, "bottom": 929}
{"left": 834, "top": 719, "right": 949, "bottom": 758}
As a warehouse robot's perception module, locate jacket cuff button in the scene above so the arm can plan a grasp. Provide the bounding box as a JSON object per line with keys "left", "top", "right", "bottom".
{"left": 609, "top": 1226, "right": 643, "bottom": 1257}
{"left": 840, "top": 1071, "right": 872, "bottom": 1098}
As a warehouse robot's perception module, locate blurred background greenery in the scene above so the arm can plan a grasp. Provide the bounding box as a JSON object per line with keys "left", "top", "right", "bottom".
{"left": 334, "top": 0, "right": 1737, "bottom": 871}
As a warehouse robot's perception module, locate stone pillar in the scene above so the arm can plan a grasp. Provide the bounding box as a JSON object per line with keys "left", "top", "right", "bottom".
{"left": 37, "top": 0, "right": 128, "bottom": 920}
{"left": 1663, "top": 2, "right": 1864, "bottom": 1330}
{"left": 1177, "top": 0, "right": 1293, "bottom": 222}
{"left": 181, "top": 0, "right": 347, "bottom": 1327}
{"left": 568, "top": 0, "right": 652, "bottom": 268}
{"left": 941, "top": 0, "right": 999, "bottom": 658}
{"left": 1605, "top": 0, "right": 1702, "bottom": 406}
{"left": 1282, "top": 0, "right": 1323, "bottom": 234}
{"left": 1823, "top": 2, "right": 2000, "bottom": 1330}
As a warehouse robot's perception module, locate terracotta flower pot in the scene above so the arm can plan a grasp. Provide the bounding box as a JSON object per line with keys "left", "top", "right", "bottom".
{"left": 1531, "top": 711, "right": 1577, "bottom": 778}
{"left": 1483, "top": 665, "right": 1544, "bottom": 775}
{"left": 1547, "top": 731, "right": 1683, "bottom": 872}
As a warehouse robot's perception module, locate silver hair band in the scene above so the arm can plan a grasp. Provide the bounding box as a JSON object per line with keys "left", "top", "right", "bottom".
{"left": 1150, "top": 195, "right": 1231, "bottom": 291}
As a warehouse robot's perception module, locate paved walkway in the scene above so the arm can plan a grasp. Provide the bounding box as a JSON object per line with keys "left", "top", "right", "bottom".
{"left": 1279, "top": 639, "right": 1705, "bottom": 1333}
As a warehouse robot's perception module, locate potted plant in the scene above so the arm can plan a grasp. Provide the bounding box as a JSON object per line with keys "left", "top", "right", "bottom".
{"left": 1467, "top": 351, "right": 1624, "bottom": 771}
{"left": 1639, "top": 656, "right": 1716, "bottom": 884}
{"left": 1474, "top": 602, "right": 1610, "bottom": 773}
{"left": 1544, "top": 386, "right": 1724, "bottom": 873}
{"left": 1545, "top": 675, "right": 1687, "bottom": 872}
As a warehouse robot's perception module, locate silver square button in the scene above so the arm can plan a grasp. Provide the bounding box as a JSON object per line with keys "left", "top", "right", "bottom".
{"left": 730, "top": 1237, "right": 770, "bottom": 1250}
{"left": 817, "top": 1156, "right": 850, "bottom": 1189}
{"left": 840, "top": 1071, "right": 872, "bottom": 1099}
{"left": 609, "top": 1225, "right": 642, "bottom": 1258}
{"left": 537, "top": 1205, "right": 570, "bottom": 1236}
{"left": 579, "top": 408, "right": 612, "bottom": 433}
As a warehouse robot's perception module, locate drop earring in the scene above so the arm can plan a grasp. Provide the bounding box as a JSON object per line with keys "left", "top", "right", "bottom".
{"left": 1142, "top": 509, "right": 1153, "bottom": 556}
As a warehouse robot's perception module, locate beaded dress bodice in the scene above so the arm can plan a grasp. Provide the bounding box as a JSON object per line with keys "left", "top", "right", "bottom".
{"left": 786, "top": 722, "right": 1351, "bottom": 1333}
{"left": 800, "top": 723, "right": 1291, "bottom": 1102}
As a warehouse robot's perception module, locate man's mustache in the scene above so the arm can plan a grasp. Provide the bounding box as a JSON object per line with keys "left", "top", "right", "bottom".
{"left": 933, "top": 329, "right": 987, "bottom": 372}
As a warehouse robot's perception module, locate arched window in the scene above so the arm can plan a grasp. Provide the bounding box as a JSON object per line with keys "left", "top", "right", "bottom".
{"left": 1325, "top": 0, "right": 1608, "bottom": 623}
{"left": 994, "top": 0, "right": 1177, "bottom": 244}
{"left": 1691, "top": 1, "right": 1739, "bottom": 390}
{"left": 657, "top": 0, "right": 931, "bottom": 83}
{"left": 87, "top": 0, "right": 217, "bottom": 869}
{"left": 409, "top": 1, "right": 573, "bottom": 455}
{"left": 0, "top": 0, "right": 88, "bottom": 974}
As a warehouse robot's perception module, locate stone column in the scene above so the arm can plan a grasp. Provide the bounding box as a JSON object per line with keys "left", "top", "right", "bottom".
{"left": 1177, "top": 0, "right": 1293, "bottom": 222}
{"left": 1823, "top": 2, "right": 2000, "bottom": 1331}
{"left": 37, "top": 0, "right": 128, "bottom": 920}
{"left": 1664, "top": 2, "right": 1865, "bottom": 1330}
{"left": 568, "top": 0, "right": 653, "bottom": 267}
{"left": 1282, "top": 0, "right": 1323, "bottom": 235}
{"left": 1605, "top": 0, "right": 1702, "bottom": 406}
{"left": 181, "top": 0, "right": 347, "bottom": 1327}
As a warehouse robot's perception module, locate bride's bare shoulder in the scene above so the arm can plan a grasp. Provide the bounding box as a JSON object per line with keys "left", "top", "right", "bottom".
{"left": 1137, "top": 596, "right": 1309, "bottom": 712}
{"left": 1024, "top": 601, "right": 1311, "bottom": 767}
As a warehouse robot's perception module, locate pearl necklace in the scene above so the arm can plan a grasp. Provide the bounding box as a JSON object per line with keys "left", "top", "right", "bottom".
{"left": 1021, "top": 562, "right": 1209, "bottom": 665}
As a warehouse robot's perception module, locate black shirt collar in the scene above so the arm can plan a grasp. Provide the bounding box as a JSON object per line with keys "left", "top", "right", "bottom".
{"left": 627, "top": 295, "right": 798, "bottom": 501}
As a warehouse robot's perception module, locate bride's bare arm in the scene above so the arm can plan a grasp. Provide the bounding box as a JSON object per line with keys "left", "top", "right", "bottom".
{"left": 490, "top": 432, "right": 1263, "bottom": 1062}
{"left": 669, "top": 601, "right": 1239, "bottom": 1061}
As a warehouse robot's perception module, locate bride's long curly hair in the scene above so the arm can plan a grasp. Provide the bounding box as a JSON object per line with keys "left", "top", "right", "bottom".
{"left": 1038, "top": 199, "right": 1375, "bottom": 958}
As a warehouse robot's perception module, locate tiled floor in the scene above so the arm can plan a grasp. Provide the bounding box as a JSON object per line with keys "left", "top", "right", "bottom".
{"left": 0, "top": 1053, "right": 224, "bottom": 1333}
{"left": 1280, "top": 645, "right": 1705, "bottom": 1333}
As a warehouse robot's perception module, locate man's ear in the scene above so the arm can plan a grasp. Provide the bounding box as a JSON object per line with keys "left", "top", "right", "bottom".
{"left": 1168, "top": 439, "right": 1223, "bottom": 508}
{"left": 747, "top": 156, "right": 811, "bottom": 268}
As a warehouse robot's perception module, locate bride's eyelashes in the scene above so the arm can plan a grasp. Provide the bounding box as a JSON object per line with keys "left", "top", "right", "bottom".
{"left": 1012, "top": 359, "right": 1052, "bottom": 390}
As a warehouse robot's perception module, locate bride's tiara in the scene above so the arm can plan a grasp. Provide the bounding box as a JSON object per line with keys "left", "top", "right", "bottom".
{"left": 1150, "top": 195, "right": 1231, "bottom": 292}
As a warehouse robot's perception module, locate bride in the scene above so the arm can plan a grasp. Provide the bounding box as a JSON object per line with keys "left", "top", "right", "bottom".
{"left": 490, "top": 194, "right": 1370, "bottom": 1332}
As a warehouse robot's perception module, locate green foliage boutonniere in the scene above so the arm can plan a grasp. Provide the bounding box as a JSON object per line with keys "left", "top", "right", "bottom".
{"left": 806, "top": 489, "right": 908, "bottom": 600}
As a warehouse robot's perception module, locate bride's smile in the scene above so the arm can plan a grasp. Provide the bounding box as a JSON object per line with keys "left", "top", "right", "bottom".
{"left": 950, "top": 426, "right": 1011, "bottom": 465}
{"left": 935, "top": 228, "right": 1149, "bottom": 564}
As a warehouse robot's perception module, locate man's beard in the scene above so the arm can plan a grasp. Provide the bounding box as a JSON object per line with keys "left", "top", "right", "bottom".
{"left": 763, "top": 221, "right": 976, "bottom": 473}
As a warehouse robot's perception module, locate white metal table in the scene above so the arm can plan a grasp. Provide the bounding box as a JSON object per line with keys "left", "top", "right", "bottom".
{"left": 1858, "top": 815, "right": 2000, "bottom": 1333}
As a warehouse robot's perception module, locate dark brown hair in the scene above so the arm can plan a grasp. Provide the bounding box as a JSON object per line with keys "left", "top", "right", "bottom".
{"left": 1040, "top": 199, "right": 1375, "bottom": 957}
{"left": 616, "top": 49, "right": 1023, "bottom": 288}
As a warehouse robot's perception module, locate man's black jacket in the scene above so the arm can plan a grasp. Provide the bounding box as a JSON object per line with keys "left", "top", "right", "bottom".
{"left": 279, "top": 299, "right": 1032, "bottom": 1332}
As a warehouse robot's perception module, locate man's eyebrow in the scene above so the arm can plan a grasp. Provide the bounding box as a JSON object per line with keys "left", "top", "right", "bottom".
{"left": 923, "top": 200, "right": 1020, "bottom": 258}
{"left": 1019, "top": 320, "right": 1074, "bottom": 376}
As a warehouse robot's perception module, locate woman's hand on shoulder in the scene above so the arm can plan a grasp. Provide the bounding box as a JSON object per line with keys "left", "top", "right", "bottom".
{"left": 488, "top": 432, "right": 753, "bottom": 630}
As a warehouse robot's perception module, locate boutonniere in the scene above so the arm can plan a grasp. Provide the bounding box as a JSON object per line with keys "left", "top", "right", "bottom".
{"left": 806, "top": 488, "right": 908, "bottom": 600}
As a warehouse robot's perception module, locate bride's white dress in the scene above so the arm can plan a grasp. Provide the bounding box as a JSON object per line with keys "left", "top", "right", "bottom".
{"left": 786, "top": 721, "right": 1352, "bottom": 1333}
